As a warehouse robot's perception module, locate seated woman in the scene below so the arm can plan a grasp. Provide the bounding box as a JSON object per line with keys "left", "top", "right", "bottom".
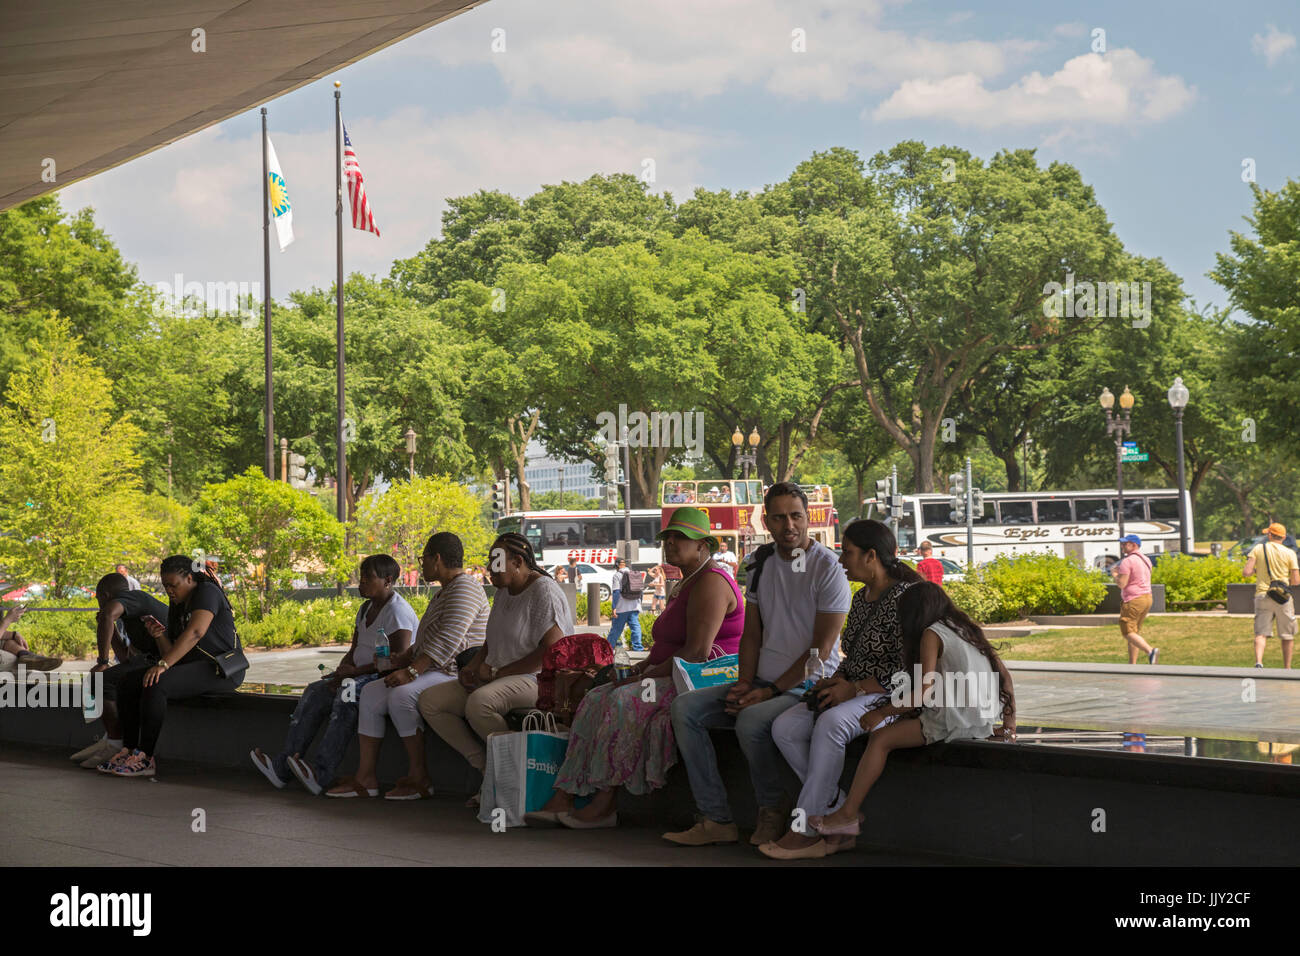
{"left": 811, "top": 581, "right": 1016, "bottom": 840}
{"left": 251, "top": 554, "right": 416, "bottom": 793}
{"left": 0, "top": 606, "right": 61, "bottom": 672}
{"left": 527, "top": 506, "right": 743, "bottom": 829}
{"left": 326, "top": 532, "right": 488, "bottom": 799}
{"left": 761, "top": 519, "right": 921, "bottom": 860}
{"left": 417, "top": 532, "right": 572, "bottom": 801}
{"left": 100, "top": 554, "right": 246, "bottom": 778}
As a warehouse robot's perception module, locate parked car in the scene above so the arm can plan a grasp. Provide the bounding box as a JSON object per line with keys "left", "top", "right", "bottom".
{"left": 1228, "top": 535, "right": 1300, "bottom": 562}
{"left": 546, "top": 563, "right": 615, "bottom": 602}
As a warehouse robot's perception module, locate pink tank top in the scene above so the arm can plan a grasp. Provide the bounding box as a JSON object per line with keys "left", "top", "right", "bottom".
{"left": 646, "top": 565, "right": 744, "bottom": 666}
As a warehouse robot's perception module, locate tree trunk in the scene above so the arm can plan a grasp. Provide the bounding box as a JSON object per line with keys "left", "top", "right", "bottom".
{"left": 997, "top": 448, "right": 1022, "bottom": 492}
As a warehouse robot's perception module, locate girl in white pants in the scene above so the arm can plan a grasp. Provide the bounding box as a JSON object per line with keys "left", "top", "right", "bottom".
{"left": 772, "top": 692, "right": 894, "bottom": 819}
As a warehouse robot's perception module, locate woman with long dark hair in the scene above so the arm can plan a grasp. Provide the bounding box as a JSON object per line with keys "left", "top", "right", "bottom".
{"left": 99, "top": 554, "right": 246, "bottom": 778}
{"left": 810, "top": 581, "right": 1016, "bottom": 838}
{"left": 760, "top": 518, "right": 922, "bottom": 860}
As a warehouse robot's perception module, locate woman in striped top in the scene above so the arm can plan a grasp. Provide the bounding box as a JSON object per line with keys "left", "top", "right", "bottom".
{"left": 326, "top": 532, "right": 489, "bottom": 800}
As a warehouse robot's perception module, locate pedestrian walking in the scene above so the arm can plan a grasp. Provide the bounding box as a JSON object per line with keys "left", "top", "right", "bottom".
{"left": 1112, "top": 534, "right": 1157, "bottom": 665}
{"left": 1243, "top": 523, "right": 1299, "bottom": 668}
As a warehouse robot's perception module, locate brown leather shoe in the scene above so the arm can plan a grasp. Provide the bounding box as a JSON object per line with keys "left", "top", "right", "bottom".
{"left": 750, "top": 805, "right": 787, "bottom": 846}
{"left": 662, "top": 818, "right": 740, "bottom": 846}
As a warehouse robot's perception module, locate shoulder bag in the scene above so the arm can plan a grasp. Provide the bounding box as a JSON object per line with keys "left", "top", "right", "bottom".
{"left": 1261, "top": 544, "right": 1291, "bottom": 605}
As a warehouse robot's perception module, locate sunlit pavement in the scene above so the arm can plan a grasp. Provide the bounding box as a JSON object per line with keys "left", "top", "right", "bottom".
{"left": 0, "top": 748, "right": 989, "bottom": 867}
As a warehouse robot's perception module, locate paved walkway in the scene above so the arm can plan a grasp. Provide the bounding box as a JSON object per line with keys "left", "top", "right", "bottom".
{"left": 0, "top": 749, "right": 986, "bottom": 867}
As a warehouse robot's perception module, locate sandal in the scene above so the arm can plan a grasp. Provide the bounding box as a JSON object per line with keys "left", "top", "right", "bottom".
{"left": 324, "top": 775, "right": 378, "bottom": 798}
{"left": 384, "top": 776, "right": 433, "bottom": 801}
{"left": 287, "top": 754, "right": 322, "bottom": 796}
{"left": 250, "top": 748, "right": 286, "bottom": 789}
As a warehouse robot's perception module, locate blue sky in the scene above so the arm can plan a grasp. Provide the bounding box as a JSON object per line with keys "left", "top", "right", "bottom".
{"left": 59, "top": 0, "right": 1299, "bottom": 315}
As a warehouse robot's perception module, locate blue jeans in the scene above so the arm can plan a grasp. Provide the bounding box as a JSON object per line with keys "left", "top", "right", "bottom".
{"left": 669, "top": 682, "right": 800, "bottom": 824}
{"left": 272, "top": 674, "right": 381, "bottom": 787}
{"left": 609, "top": 609, "right": 643, "bottom": 651}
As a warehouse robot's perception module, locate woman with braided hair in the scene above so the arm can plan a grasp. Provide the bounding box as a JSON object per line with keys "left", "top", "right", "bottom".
{"left": 760, "top": 519, "right": 922, "bottom": 859}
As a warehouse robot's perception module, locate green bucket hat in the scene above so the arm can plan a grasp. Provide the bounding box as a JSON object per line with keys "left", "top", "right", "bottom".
{"left": 657, "top": 507, "right": 719, "bottom": 552}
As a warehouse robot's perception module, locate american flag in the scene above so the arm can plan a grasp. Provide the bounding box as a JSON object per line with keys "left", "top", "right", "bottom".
{"left": 342, "top": 122, "right": 380, "bottom": 236}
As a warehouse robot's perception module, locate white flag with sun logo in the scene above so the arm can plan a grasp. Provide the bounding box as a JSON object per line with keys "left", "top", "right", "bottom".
{"left": 265, "top": 133, "right": 294, "bottom": 251}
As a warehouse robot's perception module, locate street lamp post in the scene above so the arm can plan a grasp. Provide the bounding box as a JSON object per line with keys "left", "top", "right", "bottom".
{"left": 558, "top": 464, "right": 565, "bottom": 504}
{"left": 732, "top": 426, "right": 760, "bottom": 479}
{"left": 1100, "top": 386, "right": 1136, "bottom": 545}
{"left": 404, "top": 428, "right": 417, "bottom": 482}
{"left": 1167, "top": 376, "right": 1190, "bottom": 554}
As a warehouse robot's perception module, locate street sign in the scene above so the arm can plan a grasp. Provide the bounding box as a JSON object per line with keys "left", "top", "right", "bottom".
{"left": 1122, "top": 441, "right": 1138, "bottom": 451}
{"left": 1121, "top": 452, "right": 1149, "bottom": 462}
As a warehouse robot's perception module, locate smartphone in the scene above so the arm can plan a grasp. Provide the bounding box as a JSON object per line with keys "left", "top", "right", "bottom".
{"left": 143, "top": 615, "right": 163, "bottom": 629}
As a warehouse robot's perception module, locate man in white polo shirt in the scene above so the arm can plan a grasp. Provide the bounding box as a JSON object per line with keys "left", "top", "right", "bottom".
{"left": 665, "top": 482, "right": 851, "bottom": 847}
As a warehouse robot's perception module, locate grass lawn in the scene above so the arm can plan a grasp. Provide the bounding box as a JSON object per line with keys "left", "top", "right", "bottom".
{"left": 991, "top": 615, "right": 1293, "bottom": 668}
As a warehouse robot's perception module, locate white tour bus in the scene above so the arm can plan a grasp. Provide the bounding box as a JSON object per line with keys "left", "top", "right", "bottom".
{"left": 496, "top": 509, "right": 663, "bottom": 567}
{"left": 865, "top": 488, "right": 1192, "bottom": 568}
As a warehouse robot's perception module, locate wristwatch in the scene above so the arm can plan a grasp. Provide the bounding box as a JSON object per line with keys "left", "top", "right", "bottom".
{"left": 406, "top": 665, "right": 418, "bottom": 680}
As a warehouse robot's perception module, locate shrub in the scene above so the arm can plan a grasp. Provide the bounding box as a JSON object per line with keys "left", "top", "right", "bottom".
{"left": 1152, "top": 554, "right": 1246, "bottom": 609}
{"left": 12, "top": 599, "right": 101, "bottom": 659}
{"left": 942, "top": 579, "right": 1016, "bottom": 624}
{"left": 976, "top": 553, "right": 1109, "bottom": 618}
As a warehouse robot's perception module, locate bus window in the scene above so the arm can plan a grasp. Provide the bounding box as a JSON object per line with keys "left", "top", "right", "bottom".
{"left": 542, "top": 520, "right": 581, "bottom": 547}
{"left": 1111, "top": 498, "right": 1146, "bottom": 521}
{"left": 971, "top": 500, "right": 994, "bottom": 525}
{"left": 497, "top": 516, "right": 522, "bottom": 536}
{"left": 1075, "top": 498, "right": 1110, "bottom": 522}
{"left": 998, "top": 501, "right": 1033, "bottom": 524}
{"left": 1149, "top": 497, "right": 1180, "bottom": 521}
{"left": 630, "top": 518, "right": 657, "bottom": 546}
{"left": 583, "top": 519, "right": 618, "bottom": 547}
{"left": 663, "top": 482, "right": 696, "bottom": 504}
{"left": 700, "top": 484, "right": 730, "bottom": 504}
{"left": 522, "top": 522, "right": 543, "bottom": 557}
{"left": 922, "top": 502, "right": 959, "bottom": 527}
{"left": 1036, "top": 499, "right": 1072, "bottom": 523}
{"left": 733, "top": 481, "right": 750, "bottom": 505}
{"left": 749, "top": 480, "right": 763, "bottom": 504}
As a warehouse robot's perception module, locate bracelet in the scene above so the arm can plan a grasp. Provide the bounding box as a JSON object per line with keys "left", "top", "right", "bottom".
{"left": 406, "top": 665, "right": 418, "bottom": 679}
{"left": 157, "top": 660, "right": 170, "bottom": 671}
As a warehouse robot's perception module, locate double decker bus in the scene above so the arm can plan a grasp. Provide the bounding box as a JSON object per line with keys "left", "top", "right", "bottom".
{"left": 497, "top": 509, "right": 663, "bottom": 567}
{"left": 865, "top": 487, "right": 1192, "bottom": 568}
{"left": 659, "top": 479, "right": 839, "bottom": 558}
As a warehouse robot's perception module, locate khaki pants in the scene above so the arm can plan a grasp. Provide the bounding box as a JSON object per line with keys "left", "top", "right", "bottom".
{"left": 1254, "top": 593, "right": 1297, "bottom": 639}
{"left": 1119, "top": 593, "right": 1152, "bottom": 637}
{"left": 417, "top": 675, "right": 538, "bottom": 771}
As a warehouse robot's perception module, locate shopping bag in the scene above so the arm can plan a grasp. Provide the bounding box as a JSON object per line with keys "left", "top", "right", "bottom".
{"left": 672, "top": 653, "right": 740, "bottom": 696}
{"left": 477, "top": 711, "right": 570, "bottom": 828}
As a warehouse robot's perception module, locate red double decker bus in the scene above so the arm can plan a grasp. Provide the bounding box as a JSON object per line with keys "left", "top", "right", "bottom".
{"left": 659, "top": 480, "right": 837, "bottom": 560}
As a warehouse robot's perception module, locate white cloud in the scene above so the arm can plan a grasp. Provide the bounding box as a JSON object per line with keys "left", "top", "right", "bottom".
{"left": 1252, "top": 24, "right": 1296, "bottom": 67}
{"left": 1052, "top": 22, "right": 1088, "bottom": 39}
{"left": 57, "top": 109, "right": 725, "bottom": 299}
{"left": 871, "top": 49, "right": 1195, "bottom": 130}
{"left": 405, "top": 0, "right": 1041, "bottom": 108}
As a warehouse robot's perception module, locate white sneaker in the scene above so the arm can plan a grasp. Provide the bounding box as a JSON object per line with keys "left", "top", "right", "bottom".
{"left": 79, "top": 739, "right": 120, "bottom": 769}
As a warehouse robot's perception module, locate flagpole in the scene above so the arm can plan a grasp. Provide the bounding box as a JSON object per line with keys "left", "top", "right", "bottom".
{"left": 261, "top": 107, "right": 274, "bottom": 480}
{"left": 334, "top": 82, "right": 346, "bottom": 529}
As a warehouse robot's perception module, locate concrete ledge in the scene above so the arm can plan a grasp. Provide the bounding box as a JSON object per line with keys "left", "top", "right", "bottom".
{"left": 1004, "top": 660, "right": 1300, "bottom": 679}
{"left": 3, "top": 692, "right": 1297, "bottom": 865}
{"left": 1094, "top": 584, "right": 1166, "bottom": 614}
{"left": 1228, "top": 583, "right": 1300, "bottom": 614}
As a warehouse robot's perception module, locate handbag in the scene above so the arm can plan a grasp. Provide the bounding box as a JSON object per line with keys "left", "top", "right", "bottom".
{"left": 1261, "top": 544, "right": 1291, "bottom": 605}
{"left": 196, "top": 641, "right": 248, "bottom": 679}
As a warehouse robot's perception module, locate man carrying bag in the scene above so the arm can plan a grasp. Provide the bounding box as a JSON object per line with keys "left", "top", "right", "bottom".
{"left": 1243, "top": 523, "right": 1300, "bottom": 668}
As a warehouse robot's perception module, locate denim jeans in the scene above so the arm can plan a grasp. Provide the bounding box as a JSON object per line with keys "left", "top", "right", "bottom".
{"left": 669, "top": 682, "right": 800, "bottom": 824}
{"left": 608, "top": 610, "right": 643, "bottom": 651}
{"left": 273, "top": 674, "right": 381, "bottom": 786}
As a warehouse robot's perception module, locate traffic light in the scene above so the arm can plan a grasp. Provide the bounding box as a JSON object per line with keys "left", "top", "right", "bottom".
{"left": 604, "top": 442, "right": 620, "bottom": 484}
{"left": 491, "top": 481, "right": 507, "bottom": 515}
{"left": 874, "top": 478, "right": 890, "bottom": 501}
{"left": 970, "top": 489, "right": 985, "bottom": 517}
{"left": 948, "top": 472, "right": 965, "bottom": 496}
{"left": 287, "top": 453, "right": 307, "bottom": 488}
{"left": 602, "top": 483, "right": 620, "bottom": 511}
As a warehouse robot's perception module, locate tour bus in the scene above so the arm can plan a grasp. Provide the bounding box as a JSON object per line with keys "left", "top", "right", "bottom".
{"left": 864, "top": 488, "right": 1192, "bottom": 568}
{"left": 659, "top": 479, "right": 839, "bottom": 558}
{"left": 498, "top": 509, "right": 664, "bottom": 567}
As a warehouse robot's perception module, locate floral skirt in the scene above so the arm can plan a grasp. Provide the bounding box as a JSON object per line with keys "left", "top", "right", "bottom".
{"left": 553, "top": 677, "right": 678, "bottom": 797}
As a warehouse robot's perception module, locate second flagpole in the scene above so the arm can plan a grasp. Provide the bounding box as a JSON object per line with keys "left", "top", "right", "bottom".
{"left": 334, "top": 82, "right": 346, "bottom": 534}
{"left": 261, "top": 107, "right": 274, "bottom": 479}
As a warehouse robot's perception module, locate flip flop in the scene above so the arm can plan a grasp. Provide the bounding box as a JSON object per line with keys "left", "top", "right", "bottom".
{"left": 384, "top": 778, "right": 433, "bottom": 801}
{"left": 249, "top": 748, "right": 286, "bottom": 789}
{"left": 325, "top": 775, "right": 378, "bottom": 798}
{"left": 287, "top": 754, "right": 322, "bottom": 795}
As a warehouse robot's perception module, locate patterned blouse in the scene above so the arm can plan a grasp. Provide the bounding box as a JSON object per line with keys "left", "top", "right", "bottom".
{"left": 835, "top": 580, "right": 914, "bottom": 686}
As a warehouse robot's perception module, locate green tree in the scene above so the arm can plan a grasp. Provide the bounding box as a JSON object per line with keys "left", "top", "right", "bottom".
{"left": 0, "top": 315, "right": 161, "bottom": 596}
{"left": 530, "top": 490, "right": 600, "bottom": 510}
{"left": 186, "top": 467, "right": 349, "bottom": 615}
{"left": 353, "top": 476, "right": 494, "bottom": 576}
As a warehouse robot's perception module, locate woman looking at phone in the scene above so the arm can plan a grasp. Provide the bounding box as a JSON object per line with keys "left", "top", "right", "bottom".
{"left": 98, "top": 554, "right": 246, "bottom": 778}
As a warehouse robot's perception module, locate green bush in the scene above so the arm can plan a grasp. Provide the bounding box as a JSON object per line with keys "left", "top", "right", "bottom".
{"left": 942, "top": 579, "right": 1016, "bottom": 624}
{"left": 976, "top": 553, "right": 1108, "bottom": 617}
{"left": 574, "top": 593, "right": 613, "bottom": 621}
{"left": 1152, "top": 554, "right": 1246, "bottom": 609}
{"left": 9, "top": 599, "right": 101, "bottom": 659}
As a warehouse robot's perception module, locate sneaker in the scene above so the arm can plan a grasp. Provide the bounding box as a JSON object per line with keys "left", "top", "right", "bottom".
{"left": 662, "top": 817, "right": 739, "bottom": 846}
{"left": 80, "top": 739, "right": 121, "bottom": 769}
{"left": 750, "top": 805, "right": 787, "bottom": 846}
{"left": 95, "top": 747, "right": 133, "bottom": 774}
{"left": 71, "top": 736, "right": 109, "bottom": 762}
{"left": 112, "top": 750, "right": 155, "bottom": 777}
{"left": 1255, "top": 662, "right": 1264, "bottom": 668}
{"left": 1148, "top": 648, "right": 1159, "bottom": 665}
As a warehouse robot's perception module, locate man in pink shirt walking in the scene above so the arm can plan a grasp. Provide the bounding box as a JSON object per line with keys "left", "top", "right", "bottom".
{"left": 1112, "top": 534, "right": 1157, "bottom": 664}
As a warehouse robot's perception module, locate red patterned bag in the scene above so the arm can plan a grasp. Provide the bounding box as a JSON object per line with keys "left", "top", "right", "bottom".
{"left": 536, "top": 633, "right": 614, "bottom": 725}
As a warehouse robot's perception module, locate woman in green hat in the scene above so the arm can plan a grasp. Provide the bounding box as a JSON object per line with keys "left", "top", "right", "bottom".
{"left": 525, "top": 507, "right": 745, "bottom": 829}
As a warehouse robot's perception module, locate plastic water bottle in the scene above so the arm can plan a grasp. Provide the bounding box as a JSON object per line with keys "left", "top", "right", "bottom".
{"left": 803, "top": 648, "right": 824, "bottom": 690}
{"left": 374, "top": 627, "right": 391, "bottom": 673}
{"left": 82, "top": 675, "right": 97, "bottom": 724}
{"left": 613, "top": 643, "right": 633, "bottom": 681}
